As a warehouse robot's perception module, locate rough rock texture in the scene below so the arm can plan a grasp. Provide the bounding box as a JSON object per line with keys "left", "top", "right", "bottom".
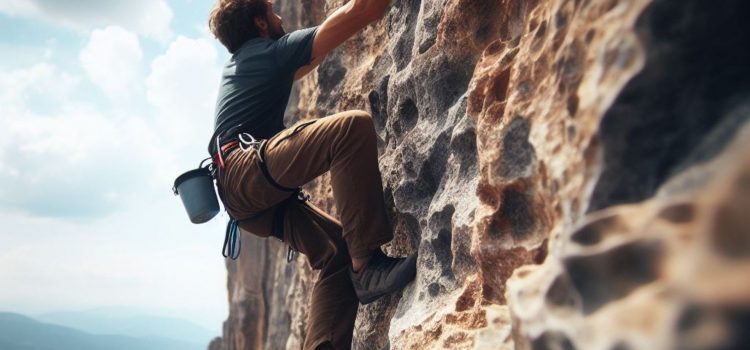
{"left": 507, "top": 122, "right": 750, "bottom": 350}
{"left": 213, "top": 0, "right": 750, "bottom": 349}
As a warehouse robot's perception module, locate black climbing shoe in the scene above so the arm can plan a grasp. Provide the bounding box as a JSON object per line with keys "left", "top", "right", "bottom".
{"left": 349, "top": 249, "right": 417, "bottom": 305}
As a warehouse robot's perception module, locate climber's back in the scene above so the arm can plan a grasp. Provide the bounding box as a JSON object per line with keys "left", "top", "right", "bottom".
{"left": 208, "top": 0, "right": 390, "bottom": 154}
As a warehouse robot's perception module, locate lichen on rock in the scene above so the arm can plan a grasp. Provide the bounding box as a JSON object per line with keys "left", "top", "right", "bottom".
{"left": 212, "top": 0, "right": 750, "bottom": 349}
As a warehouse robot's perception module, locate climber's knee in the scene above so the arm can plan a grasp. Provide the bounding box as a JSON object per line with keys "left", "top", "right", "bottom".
{"left": 337, "top": 109, "right": 369, "bottom": 125}
{"left": 329, "top": 110, "right": 376, "bottom": 153}
{"left": 344, "top": 110, "right": 376, "bottom": 137}
{"left": 348, "top": 109, "right": 372, "bottom": 120}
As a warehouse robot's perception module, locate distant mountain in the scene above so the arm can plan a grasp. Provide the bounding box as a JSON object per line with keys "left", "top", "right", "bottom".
{"left": 0, "top": 312, "right": 204, "bottom": 350}
{"left": 36, "top": 310, "right": 216, "bottom": 345}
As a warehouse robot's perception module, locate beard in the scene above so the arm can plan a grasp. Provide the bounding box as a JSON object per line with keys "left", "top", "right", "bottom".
{"left": 270, "top": 25, "right": 286, "bottom": 40}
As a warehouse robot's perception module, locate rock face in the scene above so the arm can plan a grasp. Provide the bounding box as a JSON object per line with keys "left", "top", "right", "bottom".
{"left": 213, "top": 0, "right": 750, "bottom": 349}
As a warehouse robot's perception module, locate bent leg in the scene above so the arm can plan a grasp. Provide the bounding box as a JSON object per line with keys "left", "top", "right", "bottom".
{"left": 305, "top": 266, "right": 359, "bottom": 350}
{"left": 282, "top": 201, "right": 359, "bottom": 350}
{"left": 264, "top": 110, "right": 394, "bottom": 258}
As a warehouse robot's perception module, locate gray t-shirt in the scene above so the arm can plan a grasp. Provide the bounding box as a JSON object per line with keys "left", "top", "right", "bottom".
{"left": 209, "top": 26, "right": 319, "bottom": 154}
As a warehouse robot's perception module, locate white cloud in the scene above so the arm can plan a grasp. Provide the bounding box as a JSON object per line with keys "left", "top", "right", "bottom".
{"left": 0, "top": 4, "right": 230, "bottom": 334}
{"left": 0, "top": 0, "right": 173, "bottom": 41}
{"left": 0, "top": 62, "right": 160, "bottom": 218}
{"left": 0, "top": 33, "right": 225, "bottom": 219}
{"left": 0, "top": 194, "right": 229, "bottom": 332}
{"left": 80, "top": 26, "right": 143, "bottom": 102}
{"left": 0, "top": 0, "right": 37, "bottom": 15}
{"left": 0, "top": 63, "right": 79, "bottom": 105}
{"left": 0, "top": 112, "right": 159, "bottom": 218}
{"left": 0, "top": 63, "right": 79, "bottom": 166}
{"left": 146, "top": 36, "right": 222, "bottom": 154}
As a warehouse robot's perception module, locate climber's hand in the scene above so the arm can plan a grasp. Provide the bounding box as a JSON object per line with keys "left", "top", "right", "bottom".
{"left": 294, "top": 0, "right": 390, "bottom": 81}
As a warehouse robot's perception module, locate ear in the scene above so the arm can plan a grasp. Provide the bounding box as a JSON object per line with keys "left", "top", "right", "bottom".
{"left": 253, "top": 16, "right": 268, "bottom": 31}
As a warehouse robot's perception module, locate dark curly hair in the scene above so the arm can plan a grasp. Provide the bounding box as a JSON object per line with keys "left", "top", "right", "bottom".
{"left": 209, "top": 0, "right": 270, "bottom": 53}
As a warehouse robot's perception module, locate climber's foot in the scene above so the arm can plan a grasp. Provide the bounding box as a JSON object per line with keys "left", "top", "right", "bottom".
{"left": 349, "top": 249, "right": 417, "bottom": 305}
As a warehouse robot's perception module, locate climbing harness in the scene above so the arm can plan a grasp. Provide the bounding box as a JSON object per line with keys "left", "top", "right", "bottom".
{"left": 212, "top": 127, "right": 312, "bottom": 262}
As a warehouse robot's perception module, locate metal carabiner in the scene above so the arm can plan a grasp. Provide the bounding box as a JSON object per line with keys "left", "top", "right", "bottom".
{"left": 297, "top": 190, "right": 311, "bottom": 202}
{"left": 238, "top": 132, "right": 261, "bottom": 149}
{"left": 238, "top": 132, "right": 263, "bottom": 159}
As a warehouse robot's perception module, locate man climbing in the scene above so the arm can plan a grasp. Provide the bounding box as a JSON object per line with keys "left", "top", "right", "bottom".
{"left": 207, "top": 0, "right": 415, "bottom": 348}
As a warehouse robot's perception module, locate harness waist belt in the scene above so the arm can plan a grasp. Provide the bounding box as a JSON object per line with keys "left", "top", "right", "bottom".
{"left": 213, "top": 134, "right": 308, "bottom": 259}
{"left": 212, "top": 139, "right": 240, "bottom": 169}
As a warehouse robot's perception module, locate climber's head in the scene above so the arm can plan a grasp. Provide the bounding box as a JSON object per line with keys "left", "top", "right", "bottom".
{"left": 209, "top": 0, "right": 286, "bottom": 54}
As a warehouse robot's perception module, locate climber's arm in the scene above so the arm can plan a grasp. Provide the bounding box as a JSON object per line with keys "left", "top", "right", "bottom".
{"left": 293, "top": 0, "right": 391, "bottom": 81}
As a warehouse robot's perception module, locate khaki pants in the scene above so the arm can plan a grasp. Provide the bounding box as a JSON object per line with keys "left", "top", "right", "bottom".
{"left": 218, "top": 110, "right": 394, "bottom": 349}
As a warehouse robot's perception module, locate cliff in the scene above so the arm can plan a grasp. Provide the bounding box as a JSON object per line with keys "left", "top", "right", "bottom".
{"left": 211, "top": 0, "right": 750, "bottom": 349}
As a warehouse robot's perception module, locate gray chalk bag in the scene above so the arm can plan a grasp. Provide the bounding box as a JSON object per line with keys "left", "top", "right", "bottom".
{"left": 173, "top": 160, "right": 220, "bottom": 224}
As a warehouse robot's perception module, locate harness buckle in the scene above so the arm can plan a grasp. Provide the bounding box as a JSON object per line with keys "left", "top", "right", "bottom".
{"left": 297, "top": 190, "right": 311, "bottom": 202}
{"left": 238, "top": 132, "right": 264, "bottom": 160}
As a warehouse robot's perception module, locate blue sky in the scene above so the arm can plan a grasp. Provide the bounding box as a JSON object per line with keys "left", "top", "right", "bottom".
{"left": 0, "top": 0, "right": 237, "bottom": 333}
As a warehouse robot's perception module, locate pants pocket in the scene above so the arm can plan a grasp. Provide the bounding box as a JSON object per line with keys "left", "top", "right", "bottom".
{"left": 270, "top": 119, "right": 318, "bottom": 149}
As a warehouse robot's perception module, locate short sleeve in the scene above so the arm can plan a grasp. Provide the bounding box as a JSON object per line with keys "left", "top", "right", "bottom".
{"left": 274, "top": 26, "right": 319, "bottom": 73}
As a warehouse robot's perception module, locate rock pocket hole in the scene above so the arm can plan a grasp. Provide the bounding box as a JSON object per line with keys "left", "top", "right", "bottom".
{"left": 571, "top": 215, "right": 624, "bottom": 246}
{"left": 532, "top": 331, "right": 576, "bottom": 350}
{"left": 658, "top": 203, "right": 695, "bottom": 223}
{"left": 565, "top": 241, "right": 663, "bottom": 314}
{"left": 449, "top": 123, "right": 478, "bottom": 173}
{"left": 495, "top": 185, "right": 536, "bottom": 240}
{"left": 545, "top": 274, "right": 581, "bottom": 311}
{"left": 397, "top": 98, "right": 419, "bottom": 134}
{"left": 567, "top": 93, "right": 580, "bottom": 117}
{"left": 499, "top": 116, "right": 536, "bottom": 179}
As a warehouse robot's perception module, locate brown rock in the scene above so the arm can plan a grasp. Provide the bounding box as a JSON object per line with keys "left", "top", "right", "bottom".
{"left": 213, "top": 0, "right": 750, "bottom": 349}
